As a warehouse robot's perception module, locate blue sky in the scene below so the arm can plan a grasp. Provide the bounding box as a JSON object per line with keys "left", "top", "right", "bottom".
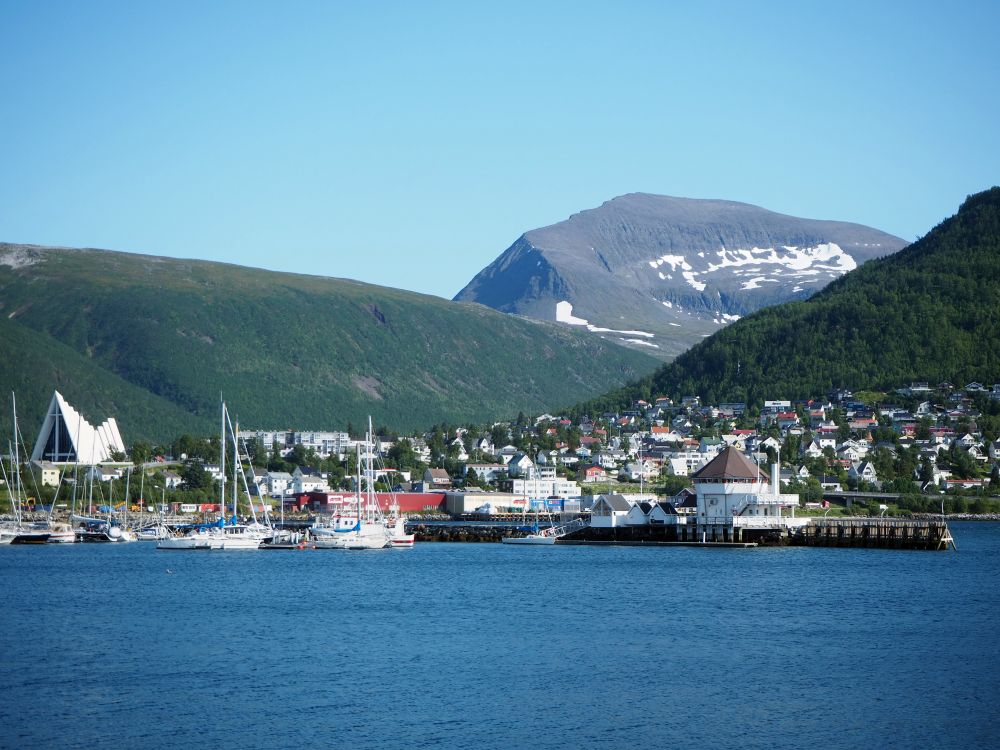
{"left": 2, "top": 1, "right": 997, "bottom": 299}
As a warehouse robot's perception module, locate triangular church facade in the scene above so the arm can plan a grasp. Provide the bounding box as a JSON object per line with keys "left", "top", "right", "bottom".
{"left": 30, "top": 391, "right": 126, "bottom": 465}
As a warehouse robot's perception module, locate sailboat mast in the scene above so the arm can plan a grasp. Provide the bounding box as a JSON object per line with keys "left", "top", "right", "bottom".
{"left": 232, "top": 415, "right": 238, "bottom": 516}
{"left": 220, "top": 400, "right": 226, "bottom": 520}
{"left": 355, "top": 441, "right": 362, "bottom": 534}
{"left": 12, "top": 393, "right": 21, "bottom": 522}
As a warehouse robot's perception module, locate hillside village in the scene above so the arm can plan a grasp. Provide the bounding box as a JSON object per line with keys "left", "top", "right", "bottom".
{"left": 22, "top": 380, "right": 1000, "bottom": 519}
{"left": 179, "top": 381, "right": 1000, "bottom": 514}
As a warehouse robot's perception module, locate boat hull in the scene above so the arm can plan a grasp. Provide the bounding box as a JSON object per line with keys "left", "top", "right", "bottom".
{"left": 157, "top": 536, "right": 212, "bottom": 550}
{"left": 501, "top": 535, "right": 556, "bottom": 545}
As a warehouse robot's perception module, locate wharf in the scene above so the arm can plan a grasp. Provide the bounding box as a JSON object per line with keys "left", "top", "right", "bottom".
{"left": 792, "top": 517, "right": 956, "bottom": 550}
{"left": 556, "top": 539, "right": 757, "bottom": 548}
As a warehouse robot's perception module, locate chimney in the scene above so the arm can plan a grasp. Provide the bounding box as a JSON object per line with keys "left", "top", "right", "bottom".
{"left": 771, "top": 462, "right": 780, "bottom": 493}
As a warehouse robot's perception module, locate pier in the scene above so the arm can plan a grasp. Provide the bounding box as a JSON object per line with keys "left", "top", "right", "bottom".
{"left": 408, "top": 515, "right": 957, "bottom": 550}
{"left": 791, "top": 517, "right": 956, "bottom": 550}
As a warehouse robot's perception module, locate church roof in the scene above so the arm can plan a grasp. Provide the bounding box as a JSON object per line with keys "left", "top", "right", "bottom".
{"left": 30, "top": 391, "right": 125, "bottom": 466}
{"left": 691, "top": 446, "right": 766, "bottom": 482}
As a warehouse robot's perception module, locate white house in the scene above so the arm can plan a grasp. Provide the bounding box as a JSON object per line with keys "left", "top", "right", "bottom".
{"left": 292, "top": 466, "right": 329, "bottom": 494}
{"left": 266, "top": 471, "right": 293, "bottom": 497}
{"left": 589, "top": 494, "right": 633, "bottom": 527}
{"left": 621, "top": 459, "right": 659, "bottom": 482}
{"left": 625, "top": 501, "right": 652, "bottom": 525}
{"left": 507, "top": 453, "right": 535, "bottom": 477}
{"left": 465, "top": 463, "right": 504, "bottom": 484}
{"left": 648, "top": 501, "right": 682, "bottom": 524}
{"left": 802, "top": 440, "right": 824, "bottom": 459}
{"left": 848, "top": 461, "right": 879, "bottom": 487}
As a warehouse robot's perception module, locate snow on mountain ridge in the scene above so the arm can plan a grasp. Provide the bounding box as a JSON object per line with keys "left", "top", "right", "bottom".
{"left": 647, "top": 242, "right": 856, "bottom": 293}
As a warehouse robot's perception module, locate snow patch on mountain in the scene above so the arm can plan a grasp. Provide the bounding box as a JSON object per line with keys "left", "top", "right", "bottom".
{"left": 706, "top": 243, "right": 856, "bottom": 273}
{"left": 556, "top": 301, "right": 655, "bottom": 338}
{"left": 621, "top": 338, "right": 660, "bottom": 348}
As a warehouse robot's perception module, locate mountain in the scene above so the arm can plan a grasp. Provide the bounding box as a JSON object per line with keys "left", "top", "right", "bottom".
{"left": 0, "top": 243, "right": 657, "bottom": 443}
{"left": 571, "top": 187, "right": 1000, "bottom": 412}
{"left": 456, "top": 194, "right": 907, "bottom": 358}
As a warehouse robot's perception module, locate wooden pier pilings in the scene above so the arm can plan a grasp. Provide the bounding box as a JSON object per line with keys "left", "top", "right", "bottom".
{"left": 791, "top": 517, "right": 956, "bottom": 551}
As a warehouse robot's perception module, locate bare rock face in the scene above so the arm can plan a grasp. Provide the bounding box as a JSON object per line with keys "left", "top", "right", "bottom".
{"left": 456, "top": 194, "right": 907, "bottom": 358}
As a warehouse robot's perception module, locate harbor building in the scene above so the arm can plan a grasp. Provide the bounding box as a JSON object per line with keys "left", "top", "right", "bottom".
{"left": 692, "top": 446, "right": 802, "bottom": 542}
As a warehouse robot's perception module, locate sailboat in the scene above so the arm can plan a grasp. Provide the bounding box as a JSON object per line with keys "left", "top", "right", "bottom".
{"left": 502, "top": 466, "right": 556, "bottom": 545}
{"left": 159, "top": 400, "right": 267, "bottom": 550}
{"left": 1, "top": 394, "right": 50, "bottom": 544}
{"left": 314, "top": 419, "right": 392, "bottom": 550}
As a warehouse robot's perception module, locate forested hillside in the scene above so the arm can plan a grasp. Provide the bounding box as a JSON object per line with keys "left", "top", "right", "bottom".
{"left": 0, "top": 244, "right": 656, "bottom": 442}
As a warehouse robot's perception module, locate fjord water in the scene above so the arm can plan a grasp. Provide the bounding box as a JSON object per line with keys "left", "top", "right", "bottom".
{"left": 2, "top": 524, "right": 998, "bottom": 749}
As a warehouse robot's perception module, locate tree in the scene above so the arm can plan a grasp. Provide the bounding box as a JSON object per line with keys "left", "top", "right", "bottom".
{"left": 387, "top": 438, "right": 417, "bottom": 471}
{"left": 130, "top": 440, "right": 153, "bottom": 465}
{"left": 920, "top": 456, "right": 936, "bottom": 485}
{"left": 180, "top": 461, "right": 212, "bottom": 491}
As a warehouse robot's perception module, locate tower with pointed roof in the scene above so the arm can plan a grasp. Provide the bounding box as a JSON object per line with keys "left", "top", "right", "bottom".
{"left": 691, "top": 446, "right": 800, "bottom": 541}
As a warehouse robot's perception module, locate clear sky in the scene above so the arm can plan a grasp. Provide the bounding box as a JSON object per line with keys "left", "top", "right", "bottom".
{"left": 2, "top": 1, "right": 997, "bottom": 299}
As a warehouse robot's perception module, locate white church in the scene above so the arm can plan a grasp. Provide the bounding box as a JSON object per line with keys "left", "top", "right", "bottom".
{"left": 30, "top": 391, "right": 126, "bottom": 466}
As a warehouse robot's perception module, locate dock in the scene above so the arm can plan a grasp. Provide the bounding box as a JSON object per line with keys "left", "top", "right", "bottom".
{"left": 791, "top": 517, "right": 956, "bottom": 550}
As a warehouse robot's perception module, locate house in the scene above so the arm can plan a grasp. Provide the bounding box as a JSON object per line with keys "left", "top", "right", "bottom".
{"left": 589, "top": 494, "right": 634, "bottom": 527}
{"left": 162, "top": 470, "right": 183, "bottom": 489}
{"left": 31, "top": 460, "right": 61, "bottom": 488}
{"left": 819, "top": 476, "right": 843, "bottom": 491}
{"left": 699, "top": 437, "right": 724, "bottom": 456}
{"left": 86, "top": 465, "right": 122, "bottom": 483}
{"left": 292, "top": 466, "right": 329, "bottom": 494}
{"left": 449, "top": 438, "right": 469, "bottom": 461}
{"left": 671, "top": 487, "right": 697, "bottom": 513}
{"left": 838, "top": 445, "right": 863, "bottom": 463}
{"left": 802, "top": 440, "right": 824, "bottom": 459}
{"left": 580, "top": 464, "right": 608, "bottom": 483}
{"left": 625, "top": 502, "right": 653, "bottom": 526}
{"left": 759, "top": 437, "right": 782, "bottom": 453}
{"left": 648, "top": 501, "right": 681, "bottom": 524}
{"left": 849, "top": 461, "right": 879, "bottom": 487}
{"left": 423, "top": 468, "right": 452, "bottom": 490}
{"left": 621, "top": 459, "right": 659, "bottom": 482}
{"left": 465, "top": 463, "right": 503, "bottom": 484}
{"left": 498, "top": 445, "right": 519, "bottom": 464}
{"left": 265, "top": 471, "right": 293, "bottom": 497}
{"left": 506, "top": 453, "right": 535, "bottom": 477}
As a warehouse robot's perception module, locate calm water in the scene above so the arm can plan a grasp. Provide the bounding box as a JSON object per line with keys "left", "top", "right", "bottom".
{"left": 1, "top": 523, "right": 998, "bottom": 749}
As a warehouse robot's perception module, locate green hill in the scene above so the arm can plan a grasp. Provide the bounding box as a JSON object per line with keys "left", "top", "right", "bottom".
{"left": 575, "top": 187, "right": 1000, "bottom": 410}
{"left": 0, "top": 244, "right": 657, "bottom": 442}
